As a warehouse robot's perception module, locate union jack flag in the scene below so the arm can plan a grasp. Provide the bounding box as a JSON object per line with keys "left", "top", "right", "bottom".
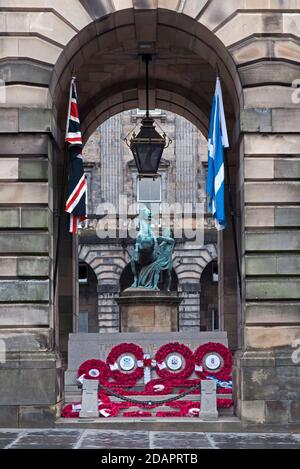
{"left": 65, "top": 77, "right": 86, "bottom": 234}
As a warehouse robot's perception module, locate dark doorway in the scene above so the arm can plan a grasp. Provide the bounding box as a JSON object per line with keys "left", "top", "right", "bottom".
{"left": 200, "top": 261, "right": 219, "bottom": 331}
{"left": 78, "top": 262, "right": 98, "bottom": 333}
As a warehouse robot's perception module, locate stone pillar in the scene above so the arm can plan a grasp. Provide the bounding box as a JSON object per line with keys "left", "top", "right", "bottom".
{"left": 98, "top": 284, "right": 120, "bottom": 333}
{"left": 175, "top": 115, "right": 198, "bottom": 204}
{"left": 236, "top": 112, "right": 300, "bottom": 426}
{"left": 178, "top": 284, "right": 201, "bottom": 331}
{"left": 199, "top": 380, "right": 218, "bottom": 420}
{"left": 0, "top": 127, "right": 63, "bottom": 427}
{"left": 79, "top": 379, "right": 99, "bottom": 418}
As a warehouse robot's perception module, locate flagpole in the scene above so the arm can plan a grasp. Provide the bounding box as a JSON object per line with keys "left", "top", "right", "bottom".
{"left": 53, "top": 66, "right": 76, "bottom": 301}
{"left": 215, "top": 64, "right": 242, "bottom": 302}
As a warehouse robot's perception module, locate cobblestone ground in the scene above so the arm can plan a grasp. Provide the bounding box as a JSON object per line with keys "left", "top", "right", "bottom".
{"left": 0, "top": 430, "right": 299, "bottom": 449}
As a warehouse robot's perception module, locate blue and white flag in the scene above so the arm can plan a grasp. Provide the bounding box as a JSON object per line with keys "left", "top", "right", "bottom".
{"left": 206, "top": 77, "right": 229, "bottom": 230}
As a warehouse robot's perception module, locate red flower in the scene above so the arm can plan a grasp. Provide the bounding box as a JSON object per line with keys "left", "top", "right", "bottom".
{"left": 123, "top": 411, "right": 152, "bottom": 418}
{"left": 217, "top": 398, "right": 234, "bottom": 408}
{"left": 145, "top": 379, "right": 173, "bottom": 395}
{"left": 98, "top": 402, "right": 119, "bottom": 418}
{"left": 77, "top": 359, "right": 110, "bottom": 383}
{"left": 61, "top": 404, "right": 80, "bottom": 418}
{"left": 156, "top": 411, "right": 182, "bottom": 417}
{"left": 106, "top": 343, "right": 144, "bottom": 386}
{"left": 155, "top": 342, "right": 194, "bottom": 381}
{"left": 194, "top": 342, "right": 232, "bottom": 381}
{"left": 143, "top": 358, "right": 154, "bottom": 367}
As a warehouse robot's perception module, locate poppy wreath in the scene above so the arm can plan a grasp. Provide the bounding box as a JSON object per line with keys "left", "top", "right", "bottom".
{"left": 106, "top": 342, "right": 144, "bottom": 385}
{"left": 155, "top": 342, "right": 195, "bottom": 381}
{"left": 194, "top": 342, "right": 232, "bottom": 381}
{"left": 123, "top": 411, "right": 152, "bottom": 418}
{"left": 77, "top": 359, "right": 110, "bottom": 382}
{"left": 217, "top": 386, "right": 232, "bottom": 395}
{"left": 145, "top": 378, "right": 173, "bottom": 395}
{"left": 98, "top": 402, "right": 120, "bottom": 418}
{"left": 155, "top": 398, "right": 233, "bottom": 417}
{"left": 61, "top": 403, "right": 80, "bottom": 418}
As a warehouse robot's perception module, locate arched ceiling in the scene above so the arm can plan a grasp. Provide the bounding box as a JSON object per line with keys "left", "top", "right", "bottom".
{"left": 51, "top": 8, "right": 242, "bottom": 145}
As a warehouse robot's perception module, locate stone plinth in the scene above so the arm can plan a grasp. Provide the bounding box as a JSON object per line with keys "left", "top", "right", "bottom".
{"left": 116, "top": 289, "right": 182, "bottom": 333}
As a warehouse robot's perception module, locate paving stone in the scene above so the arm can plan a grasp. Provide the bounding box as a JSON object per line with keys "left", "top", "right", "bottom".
{"left": 0, "top": 439, "right": 18, "bottom": 449}
{"left": 150, "top": 431, "right": 211, "bottom": 449}
{"left": 78, "top": 430, "right": 149, "bottom": 449}
{"left": 0, "top": 430, "right": 299, "bottom": 449}
{"left": 0, "top": 432, "right": 19, "bottom": 439}
{"left": 208, "top": 432, "right": 300, "bottom": 449}
{"left": 0, "top": 432, "right": 22, "bottom": 449}
{"left": 9, "top": 430, "right": 81, "bottom": 449}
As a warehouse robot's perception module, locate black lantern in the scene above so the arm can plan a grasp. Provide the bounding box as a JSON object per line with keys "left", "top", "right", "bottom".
{"left": 125, "top": 55, "right": 171, "bottom": 176}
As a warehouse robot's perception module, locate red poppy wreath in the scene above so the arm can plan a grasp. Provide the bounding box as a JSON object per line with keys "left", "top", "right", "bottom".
{"left": 77, "top": 359, "right": 110, "bottom": 383}
{"left": 194, "top": 342, "right": 232, "bottom": 381}
{"left": 155, "top": 342, "right": 194, "bottom": 381}
{"left": 106, "top": 342, "right": 144, "bottom": 386}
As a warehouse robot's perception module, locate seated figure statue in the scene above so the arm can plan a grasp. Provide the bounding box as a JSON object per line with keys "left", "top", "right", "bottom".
{"left": 131, "top": 207, "right": 175, "bottom": 291}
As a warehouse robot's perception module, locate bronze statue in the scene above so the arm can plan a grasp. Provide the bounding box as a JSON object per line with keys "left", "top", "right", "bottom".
{"left": 131, "top": 207, "right": 174, "bottom": 291}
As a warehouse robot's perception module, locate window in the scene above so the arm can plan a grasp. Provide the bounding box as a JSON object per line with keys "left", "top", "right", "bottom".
{"left": 137, "top": 176, "right": 162, "bottom": 223}
{"left": 212, "top": 261, "right": 218, "bottom": 282}
{"left": 211, "top": 308, "right": 219, "bottom": 331}
{"left": 137, "top": 176, "right": 161, "bottom": 203}
{"left": 134, "top": 109, "right": 163, "bottom": 118}
{"left": 78, "top": 312, "right": 89, "bottom": 332}
{"left": 79, "top": 264, "right": 88, "bottom": 284}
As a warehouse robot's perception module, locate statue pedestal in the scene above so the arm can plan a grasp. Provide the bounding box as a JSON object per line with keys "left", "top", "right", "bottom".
{"left": 116, "top": 288, "right": 182, "bottom": 332}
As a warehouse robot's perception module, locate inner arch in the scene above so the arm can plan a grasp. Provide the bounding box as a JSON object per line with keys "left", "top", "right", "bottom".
{"left": 50, "top": 8, "right": 242, "bottom": 147}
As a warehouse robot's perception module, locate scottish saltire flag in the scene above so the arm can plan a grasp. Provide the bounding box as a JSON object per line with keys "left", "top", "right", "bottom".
{"left": 206, "top": 77, "right": 229, "bottom": 230}
{"left": 65, "top": 77, "right": 86, "bottom": 234}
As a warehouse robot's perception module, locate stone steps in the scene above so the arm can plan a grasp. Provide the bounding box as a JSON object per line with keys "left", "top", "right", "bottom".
{"left": 63, "top": 391, "right": 234, "bottom": 417}
{"left": 56, "top": 416, "right": 241, "bottom": 432}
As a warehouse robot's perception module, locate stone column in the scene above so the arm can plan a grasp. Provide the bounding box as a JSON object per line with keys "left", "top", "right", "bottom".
{"left": 237, "top": 109, "right": 300, "bottom": 426}
{"left": 98, "top": 284, "right": 120, "bottom": 333}
{"left": 178, "top": 284, "right": 201, "bottom": 331}
{"left": 0, "top": 124, "right": 63, "bottom": 427}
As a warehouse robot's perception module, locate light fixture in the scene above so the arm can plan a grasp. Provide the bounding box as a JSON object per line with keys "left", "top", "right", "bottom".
{"left": 124, "top": 54, "right": 171, "bottom": 176}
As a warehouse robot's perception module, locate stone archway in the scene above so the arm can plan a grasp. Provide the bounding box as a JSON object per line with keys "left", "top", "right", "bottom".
{"left": 51, "top": 4, "right": 242, "bottom": 349}
{"left": 1, "top": 2, "right": 299, "bottom": 427}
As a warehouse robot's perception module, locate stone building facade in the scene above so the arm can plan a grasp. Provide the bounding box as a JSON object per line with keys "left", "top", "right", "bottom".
{"left": 78, "top": 110, "right": 218, "bottom": 336}
{"left": 0, "top": 1, "right": 299, "bottom": 427}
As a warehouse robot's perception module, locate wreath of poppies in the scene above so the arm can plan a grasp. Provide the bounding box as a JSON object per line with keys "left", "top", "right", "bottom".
{"left": 98, "top": 402, "right": 119, "bottom": 418}
{"left": 61, "top": 403, "right": 80, "bottom": 418}
{"left": 145, "top": 378, "right": 173, "bottom": 395}
{"left": 106, "top": 342, "right": 144, "bottom": 385}
{"left": 155, "top": 342, "right": 195, "bottom": 381}
{"left": 62, "top": 341, "right": 234, "bottom": 418}
{"left": 123, "top": 411, "right": 152, "bottom": 418}
{"left": 77, "top": 359, "right": 110, "bottom": 383}
{"left": 194, "top": 342, "right": 232, "bottom": 381}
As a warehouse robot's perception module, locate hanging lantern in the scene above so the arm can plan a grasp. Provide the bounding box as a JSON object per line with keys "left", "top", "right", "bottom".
{"left": 124, "top": 55, "right": 171, "bottom": 176}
